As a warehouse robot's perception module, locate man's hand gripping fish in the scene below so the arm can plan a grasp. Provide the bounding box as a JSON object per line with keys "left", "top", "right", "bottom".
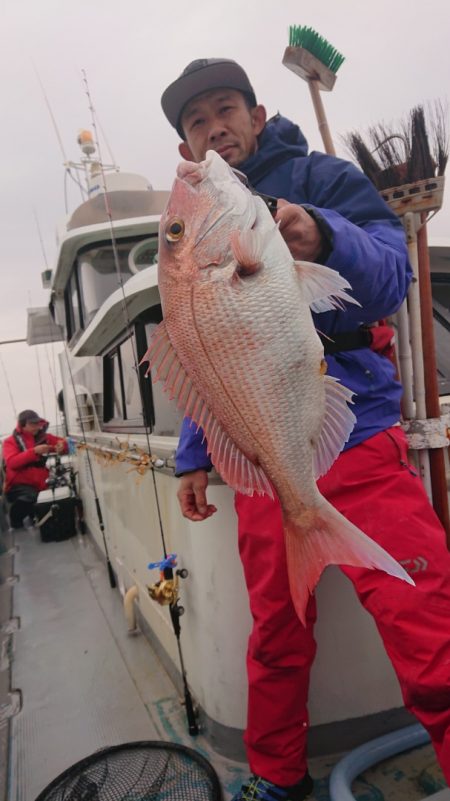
{"left": 143, "top": 150, "right": 414, "bottom": 624}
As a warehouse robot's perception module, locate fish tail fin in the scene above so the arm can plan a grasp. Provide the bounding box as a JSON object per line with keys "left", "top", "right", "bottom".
{"left": 284, "top": 501, "right": 415, "bottom": 625}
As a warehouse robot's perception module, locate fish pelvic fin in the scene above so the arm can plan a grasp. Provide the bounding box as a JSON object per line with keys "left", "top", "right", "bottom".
{"left": 295, "top": 260, "right": 361, "bottom": 313}
{"left": 284, "top": 500, "right": 415, "bottom": 626}
{"left": 140, "top": 321, "right": 274, "bottom": 499}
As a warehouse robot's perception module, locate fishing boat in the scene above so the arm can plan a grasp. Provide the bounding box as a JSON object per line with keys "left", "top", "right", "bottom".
{"left": 2, "top": 129, "right": 450, "bottom": 801}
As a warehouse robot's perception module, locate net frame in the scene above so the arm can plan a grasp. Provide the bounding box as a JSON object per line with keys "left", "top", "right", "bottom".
{"left": 34, "top": 740, "right": 223, "bottom": 801}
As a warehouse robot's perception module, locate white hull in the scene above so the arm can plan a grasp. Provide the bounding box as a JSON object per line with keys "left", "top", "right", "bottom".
{"left": 63, "top": 422, "right": 405, "bottom": 756}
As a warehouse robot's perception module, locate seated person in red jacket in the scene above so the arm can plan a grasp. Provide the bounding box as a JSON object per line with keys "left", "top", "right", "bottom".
{"left": 2, "top": 410, "right": 68, "bottom": 529}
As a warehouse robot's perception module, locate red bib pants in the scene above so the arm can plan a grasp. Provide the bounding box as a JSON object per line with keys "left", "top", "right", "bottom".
{"left": 236, "top": 427, "right": 450, "bottom": 785}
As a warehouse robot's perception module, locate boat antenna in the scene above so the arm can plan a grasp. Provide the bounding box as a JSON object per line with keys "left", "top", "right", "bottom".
{"left": 81, "top": 68, "right": 198, "bottom": 735}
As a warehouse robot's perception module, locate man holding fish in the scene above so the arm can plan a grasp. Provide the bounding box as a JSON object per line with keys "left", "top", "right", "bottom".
{"left": 156, "top": 59, "right": 450, "bottom": 800}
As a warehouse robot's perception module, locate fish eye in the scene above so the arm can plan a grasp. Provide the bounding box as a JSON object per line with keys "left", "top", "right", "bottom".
{"left": 165, "top": 218, "right": 185, "bottom": 242}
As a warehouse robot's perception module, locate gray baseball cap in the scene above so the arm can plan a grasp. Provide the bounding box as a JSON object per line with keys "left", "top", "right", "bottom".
{"left": 161, "top": 58, "right": 257, "bottom": 138}
{"left": 18, "top": 409, "right": 44, "bottom": 426}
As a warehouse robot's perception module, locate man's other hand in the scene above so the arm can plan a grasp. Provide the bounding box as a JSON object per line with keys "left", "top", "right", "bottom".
{"left": 177, "top": 470, "right": 217, "bottom": 521}
{"left": 275, "top": 200, "right": 324, "bottom": 262}
{"left": 34, "top": 444, "right": 50, "bottom": 455}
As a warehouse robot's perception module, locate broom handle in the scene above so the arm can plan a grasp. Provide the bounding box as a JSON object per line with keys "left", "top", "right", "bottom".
{"left": 403, "top": 213, "right": 432, "bottom": 500}
{"left": 417, "top": 216, "right": 450, "bottom": 543}
{"left": 308, "top": 79, "right": 336, "bottom": 156}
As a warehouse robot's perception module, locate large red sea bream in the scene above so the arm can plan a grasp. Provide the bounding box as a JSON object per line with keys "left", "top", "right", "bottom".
{"left": 143, "top": 150, "right": 414, "bottom": 623}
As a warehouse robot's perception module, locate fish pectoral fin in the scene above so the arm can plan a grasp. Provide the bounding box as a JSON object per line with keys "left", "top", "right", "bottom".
{"left": 140, "top": 322, "right": 274, "bottom": 499}
{"left": 284, "top": 502, "right": 414, "bottom": 626}
{"left": 294, "top": 260, "right": 361, "bottom": 312}
{"left": 312, "top": 375, "right": 356, "bottom": 478}
{"left": 230, "top": 229, "right": 265, "bottom": 276}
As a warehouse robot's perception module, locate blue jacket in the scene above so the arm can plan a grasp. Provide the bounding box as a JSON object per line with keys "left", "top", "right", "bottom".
{"left": 176, "top": 114, "right": 412, "bottom": 475}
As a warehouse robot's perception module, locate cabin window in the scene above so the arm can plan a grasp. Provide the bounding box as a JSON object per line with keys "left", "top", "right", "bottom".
{"left": 144, "top": 322, "right": 183, "bottom": 437}
{"left": 432, "top": 274, "right": 450, "bottom": 314}
{"left": 64, "top": 268, "right": 84, "bottom": 342}
{"left": 129, "top": 237, "right": 159, "bottom": 273}
{"left": 78, "top": 243, "right": 134, "bottom": 326}
{"left": 431, "top": 274, "right": 450, "bottom": 395}
{"left": 102, "top": 309, "right": 182, "bottom": 437}
{"left": 63, "top": 237, "right": 158, "bottom": 342}
{"left": 104, "top": 336, "right": 142, "bottom": 427}
{"left": 103, "top": 323, "right": 152, "bottom": 431}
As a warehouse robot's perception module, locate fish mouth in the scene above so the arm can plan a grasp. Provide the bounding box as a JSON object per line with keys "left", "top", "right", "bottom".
{"left": 177, "top": 160, "right": 205, "bottom": 184}
{"left": 175, "top": 151, "right": 258, "bottom": 255}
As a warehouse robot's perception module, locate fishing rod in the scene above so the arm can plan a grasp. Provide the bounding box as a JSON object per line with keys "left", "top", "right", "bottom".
{"left": 80, "top": 70, "right": 198, "bottom": 735}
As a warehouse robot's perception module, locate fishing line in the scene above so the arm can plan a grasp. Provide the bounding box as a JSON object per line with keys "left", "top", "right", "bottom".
{"left": 63, "top": 343, "right": 116, "bottom": 588}
{"left": 0, "top": 351, "right": 17, "bottom": 418}
{"left": 81, "top": 69, "right": 198, "bottom": 734}
{"left": 31, "top": 69, "right": 116, "bottom": 586}
{"left": 96, "top": 114, "right": 118, "bottom": 171}
{"left": 33, "top": 63, "right": 88, "bottom": 214}
{"left": 27, "top": 283, "right": 47, "bottom": 420}
{"left": 35, "top": 345, "right": 47, "bottom": 419}
{"left": 81, "top": 69, "right": 169, "bottom": 557}
{"left": 32, "top": 62, "right": 69, "bottom": 166}
{"left": 33, "top": 206, "right": 64, "bottom": 430}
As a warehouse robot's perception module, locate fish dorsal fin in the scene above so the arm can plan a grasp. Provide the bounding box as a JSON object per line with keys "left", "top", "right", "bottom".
{"left": 312, "top": 375, "right": 356, "bottom": 478}
{"left": 141, "top": 321, "right": 274, "bottom": 498}
{"left": 294, "top": 260, "right": 360, "bottom": 313}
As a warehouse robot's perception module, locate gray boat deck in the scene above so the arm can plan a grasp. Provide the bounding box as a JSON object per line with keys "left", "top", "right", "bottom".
{"left": 1, "top": 518, "right": 449, "bottom": 800}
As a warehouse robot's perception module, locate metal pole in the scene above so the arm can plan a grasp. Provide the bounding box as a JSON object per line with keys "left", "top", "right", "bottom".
{"left": 417, "top": 217, "right": 450, "bottom": 542}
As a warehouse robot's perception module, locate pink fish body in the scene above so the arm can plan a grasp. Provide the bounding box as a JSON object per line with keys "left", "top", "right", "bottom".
{"left": 144, "top": 151, "right": 414, "bottom": 623}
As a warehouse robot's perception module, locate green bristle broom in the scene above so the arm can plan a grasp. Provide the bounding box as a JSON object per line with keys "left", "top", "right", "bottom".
{"left": 282, "top": 25, "right": 345, "bottom": 155}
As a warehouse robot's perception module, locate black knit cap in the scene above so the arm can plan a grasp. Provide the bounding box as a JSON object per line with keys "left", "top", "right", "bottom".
{"left": 161, "top": 58, "right": 257, "bottom": 139}
{"left": 18, "top": 409, "right": 44, "bottom": 427}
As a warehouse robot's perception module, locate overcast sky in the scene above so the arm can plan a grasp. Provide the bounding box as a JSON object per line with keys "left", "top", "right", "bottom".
{"left": 0, "top": 0, "right": 449, "bottom": 435}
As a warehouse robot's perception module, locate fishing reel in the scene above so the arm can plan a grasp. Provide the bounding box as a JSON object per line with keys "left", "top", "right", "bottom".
{"left": 147, "top": 553, "right": 189, "bottom": 610}
{"left": 45, "top": 453, "right": 73, "bottom": 490}
{"left": 147, "top": 552, "right": 198, "bottom": 736}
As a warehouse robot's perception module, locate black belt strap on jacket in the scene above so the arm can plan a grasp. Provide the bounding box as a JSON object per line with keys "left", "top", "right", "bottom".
{"left": 320, "top": 327, "right": 373, "bottom": 355}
